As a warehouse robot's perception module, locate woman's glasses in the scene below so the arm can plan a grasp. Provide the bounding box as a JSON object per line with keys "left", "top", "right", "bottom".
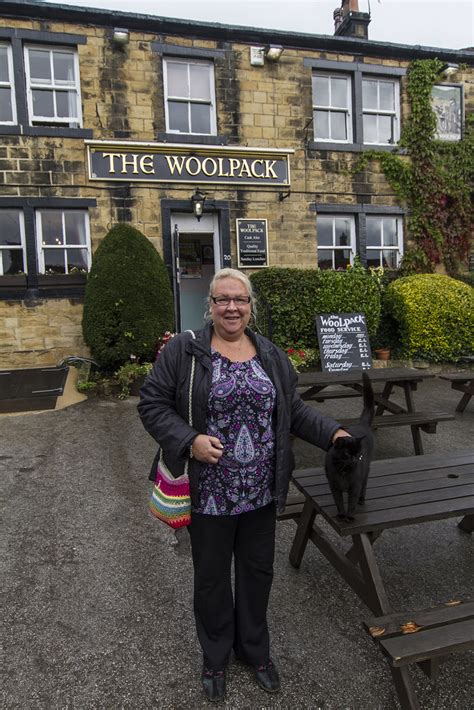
{"left": 211, "top": 296, "right": 251, "bottom": 306}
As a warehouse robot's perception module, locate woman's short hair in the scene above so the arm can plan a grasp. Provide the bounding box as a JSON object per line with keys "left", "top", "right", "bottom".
{"left": 205, "top": 268, "right": 257, "bottom": 321}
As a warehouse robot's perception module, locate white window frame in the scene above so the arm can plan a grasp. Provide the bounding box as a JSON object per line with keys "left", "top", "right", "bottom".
{"left": 362, "top": 75, "right": 400, "bottom": 146}
{"left": 163, "top": 56, "right": 217, "bottom": 135}
{"left": 317, "top": 214, "right": 356, "bottom": 270}
{"left": 0, "top": 209, "right": 27, "bottom": 275}
{"left": 35, "top": 209, "right": 91, "bottom": 275}
{"left": 0, "top": 42, "right": 17, "bottom": 125}
{"left": 24, "top": 44, "right": 83, "bottom": 127}
{"left": 366, "top": 215, "right": 403, "bottom": 268}
{"left": 312, "top": 72, "right": 353, "bottom": 143}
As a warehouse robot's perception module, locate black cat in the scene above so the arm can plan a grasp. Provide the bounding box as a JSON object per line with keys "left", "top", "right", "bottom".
{"left": 325, "top": 371, "right": 375, "bottom": 521}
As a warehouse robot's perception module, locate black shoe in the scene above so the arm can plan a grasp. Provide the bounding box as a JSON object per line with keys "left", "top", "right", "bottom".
{"left": 202, "top": 667, "right": 226, "bottom": 702}
{"left": 254, "top": 659, "right": 280, "bottom": 693}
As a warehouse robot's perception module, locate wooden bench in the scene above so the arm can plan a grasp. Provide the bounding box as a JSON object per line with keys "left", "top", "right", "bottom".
{"left": 438, "top": 373, "right": 473, "bottom": 413}
{"left": 277, "top": 493, "right": 306, "bottom": 521}
{"left": 363, "top": 599, "right": 474, "bottom": 710}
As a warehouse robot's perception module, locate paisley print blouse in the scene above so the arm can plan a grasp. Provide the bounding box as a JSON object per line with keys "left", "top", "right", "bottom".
{"left": 193, "top": 350, "right": 277, "bottom": 515}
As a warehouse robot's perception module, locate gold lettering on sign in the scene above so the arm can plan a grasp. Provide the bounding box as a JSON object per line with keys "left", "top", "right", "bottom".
{"left": 238, "top": 160, "right": 252, "bottom": 178}
{"left": 265, "top": 160, "right": 277, "bottom": 179}
{"left": 201, "top": 157, "right": 218, "bottom": 177}
{"left": 165, "top": 155, "right": 186, "bottom": 175}
{"left": 140, "top": 155, "right": 155, "bottom": 174}
{"left": 185, "top": 156, "right": 201, "bottom": 176}
{"left": 102, "top": 152, "right": 122, "bottom": 173}
{"left": 217, "top": 157, "right": 229, "bottom": 177}
{"left": 121, "top": 154, "right": 139, "bottom": 174}
{"left": 228, "top": 158, "right": 240, "bottom": 177}
{"left": 251, "top": 160, "right": 264, "bottom": 178}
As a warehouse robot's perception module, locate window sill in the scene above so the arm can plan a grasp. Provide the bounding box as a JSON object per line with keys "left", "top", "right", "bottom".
{"left": 308, "top": 141, "right": 400, "bottom": 153}
{"left": 0, "top": 275, "right": 27, "bottom": 287}
{"left": 156, "top": 132, "right": 228, "bottom": 145}
{"left": 0, "top": 125, "right": 93, "bottom": 138}
{"left": 37, "top": 274, "right": 87, "bottom": 286}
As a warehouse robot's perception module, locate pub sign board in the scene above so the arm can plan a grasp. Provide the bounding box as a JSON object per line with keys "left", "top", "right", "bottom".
{"left": 236, "top": 219, "right": 269, "bottom": 268}
{"left": 86, "top": 141, "right": 292, "bottom": 186}
{"left": 316, "top": 312, "right": 372, "bottom": 373}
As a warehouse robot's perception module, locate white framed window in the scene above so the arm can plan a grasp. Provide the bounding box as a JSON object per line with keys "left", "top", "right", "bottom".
{"left": 0, "top": 210, "right": 26, "bottom": 275}
{"left": 317, "top": 215, "right": 355, "bottom": 270}
{"left": 312, "top": 72, "right": 352, "bottom": 142}
{"left": 24, "top": 45, "right": 82, "bottom": 127}
{"left": 366, "top": 215, "right": 403, "bottom": 268}
{"left": 0, "top": 43, "right": 16, "bottom": 125}
{"left": 163, "top": 57, "right": 216, "bottom": 135}
{"left": 36, "top": 209, "right": 91, "bottom": 274}
{"left": 362, "top": 76, "right": 400, "bottom": 145}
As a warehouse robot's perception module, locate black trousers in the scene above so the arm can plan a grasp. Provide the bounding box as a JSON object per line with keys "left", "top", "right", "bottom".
{"left": 188, "top": 502, "right": 276, "bottom": 670}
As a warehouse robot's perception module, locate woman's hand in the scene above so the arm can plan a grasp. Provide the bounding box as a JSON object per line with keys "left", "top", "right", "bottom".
{"left": 191, "top": 434, "right": 224, "bottom": 464}
{"left": 332, "top": 428, "right": 351, "bottom": 443}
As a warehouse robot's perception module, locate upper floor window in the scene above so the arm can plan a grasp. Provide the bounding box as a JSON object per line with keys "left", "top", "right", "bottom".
{"left": 24, "top": 45, "right": 82, "bottom": 127}
{"left": 366, "top": 215, "right": 403, "bottom": 268}
{"left": 0, "top": 43, "right": 16, "bottom": 124}
{"left": 163, "top": 57, "right": 216, "bottom": 135}
{"left": 317, "top": 215, "right": 355, "bottom": 270}
{"left": 36, "top": 209, "right": 91, "bottom": 274}
{"left": 0, "top": 210, "right": 26, "bottom": 274}
{"left": 362, "top": 77, "right": 400, "bottom": 145}
{"left": 312, "top": 73, "right": 352, "bottom": 143}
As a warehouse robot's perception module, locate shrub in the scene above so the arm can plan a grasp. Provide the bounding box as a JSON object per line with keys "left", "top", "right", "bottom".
{"left": 82, "top": 223, "right": 174, "bottom": 371}
{"left": 384, "top": 274, "right": 474, "bottom": 361}
{"left": 250, "top": 266, "right": 381, "bottom": 351}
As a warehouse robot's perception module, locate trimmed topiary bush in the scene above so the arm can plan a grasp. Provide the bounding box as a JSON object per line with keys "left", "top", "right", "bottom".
{"left": 82, "top": 223, "right": 174, "bottom": 371}
{"left": 250, "top": 265, "right": 381, "bottom": 351}
{"left": 384, "top": 273, "right": 474, "bottom": 362}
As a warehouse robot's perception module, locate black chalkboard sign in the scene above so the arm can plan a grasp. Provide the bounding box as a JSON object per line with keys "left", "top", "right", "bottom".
{"left": 236, "top": 219, "right": 268, "bottom": 268}
{"left": 316, "top": 312, "right": 372, "bottom": 373}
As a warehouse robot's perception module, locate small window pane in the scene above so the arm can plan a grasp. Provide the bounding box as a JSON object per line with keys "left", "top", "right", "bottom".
{"left": 315, "top": 110, "right": 329, "bottom": 139}
{"left": 0, "top": 46, "right": 9, "bottom": 83}
{"left": 53, "top": 51, "right": 75, "bottom": 83}
{"left": 41, "top": 212, "right": 64, "bottom": 245}
{"left": 382, "top": 250, "right": 398, "bottom": 269}
{"left": 318, "top": 249, "right": 333, "bottom": 269}
{"left": 0, "top": 87, "right": 13, "bottom": 122}
{"left": 331, "top": 77, "right": 348, "bottom": 108}
{"left": 379, "top": 81, "right": 394, "bottom": 111}
{"left": 2, "top": 250, "right": 25, "bottom": 275}
{"left": 190, "top": 64, "right": 211, "bottom": 101}
{"left": 335, "top": 218, "right": 351, "bottom": 244}
{"left": 190, "top": 103, "right": 211, "bottom": 134}
{"left": 379, "top": 115, "right": 393, "bottom": 143}
{"left": 317, "top": 217, "right": 333, "bottom": 246}
{"left": 363, "top": 114, "right": 377, "bottom": 143}
{"left": 56, "top": 91, "right": 77, "bottom": 118}
{"left": 313, "top": 75, "right": 329, "bottom": 105}
{"left": 334, "top": 249, "right": 351, "bottom": 270}
{"left": 67, "top": 249, "right": 88, "bottom": 271}
{"left": 0, "top": 210, "right": 22, "bottom": 245}
{"left": 167, "top": 61, "right": 188, "bottom": 98}
{"left": 331, "top": 111, "right": 347, "bottom": 141}
{"left": 383, "top": 219, "right": 398, "bottom": 247}
{"left": 366, "top": 218, "right": 381, "bottom": 246}
{"left": 64, "top": 212, "right": 86, "bottom": 245}
{"left": 44, "top": 249, "right": 65, "bottom": 274}
{"left": 366, "top": 251, "right": 381, "bottom": 268}
{"left": 32, "top": 89, "right": 55, "bottom": 117}
{"left": 29, "top": 49, "right": 51, "bottom": 83}
{"left": 168, "top": 101, "right": 189, "bottom": 132}
{"left": 362, "top": 80, "right": 378, "bottom": 109}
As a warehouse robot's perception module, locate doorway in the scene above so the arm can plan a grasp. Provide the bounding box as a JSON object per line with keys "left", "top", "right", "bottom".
{"left": 171, "top": 213, "right": 220, "bottom": 331}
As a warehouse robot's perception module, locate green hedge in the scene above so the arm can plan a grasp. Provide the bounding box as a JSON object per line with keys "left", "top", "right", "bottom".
{"left": 82, "top": 223, "right": 174, "bottom": 371}
{"left": 250, "top": 266, "right": 381, "bottom": 350}
{"left": 384, "top": 274, "right": 474, "bottom": 361}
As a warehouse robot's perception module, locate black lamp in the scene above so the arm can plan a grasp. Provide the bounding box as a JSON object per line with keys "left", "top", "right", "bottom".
{"left": 191, "top": 188, "right": 206, "bottom": 221}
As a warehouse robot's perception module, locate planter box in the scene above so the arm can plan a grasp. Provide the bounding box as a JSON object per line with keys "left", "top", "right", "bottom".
{"left": 0, "top": 275, "right": 27, "bottom": 287}
{"left": 37, "top": 274, "right": 87, "bottom": 287}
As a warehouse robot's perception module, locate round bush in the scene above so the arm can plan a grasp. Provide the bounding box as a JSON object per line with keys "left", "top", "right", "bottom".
{"left": 82, "top": 223, "right": 174, "bottom": 371}
{"left": 385, "top": 274, "right": 474, "bottom": 362}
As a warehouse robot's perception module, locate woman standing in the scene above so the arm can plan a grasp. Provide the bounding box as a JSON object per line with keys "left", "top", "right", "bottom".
{"left": 138, "top": 268, "right": 348, "bottom": 703}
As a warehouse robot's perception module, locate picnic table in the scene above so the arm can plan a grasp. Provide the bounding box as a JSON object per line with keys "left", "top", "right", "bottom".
{"left": 297, "top": 367, "right": 454, "bottom": 455}
{"left": 288, "top": 451, "right": 474, "bottom": 709}
{"left": 438, "top": 372, "right": 473, "bottom": 412}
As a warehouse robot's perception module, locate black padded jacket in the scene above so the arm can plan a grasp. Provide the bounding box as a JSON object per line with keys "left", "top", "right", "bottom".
{"left": 137, "top": 323, "right": 341, "bottom": 512}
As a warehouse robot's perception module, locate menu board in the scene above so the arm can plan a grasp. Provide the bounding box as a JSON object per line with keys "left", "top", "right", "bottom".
{"left": 316, "top": 312, "right": 372, "bottom": 373}
{"left": 236, "top": 219, "right": 269, "bottom": 267}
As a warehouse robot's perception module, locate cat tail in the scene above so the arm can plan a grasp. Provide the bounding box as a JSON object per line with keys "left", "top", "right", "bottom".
{"left": 360, "top": 371, "right": 375, "bottom": 427}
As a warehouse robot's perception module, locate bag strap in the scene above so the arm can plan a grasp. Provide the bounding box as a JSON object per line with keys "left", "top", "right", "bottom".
{"left": 184, "top": 329, "right": 196, "bottom": 474}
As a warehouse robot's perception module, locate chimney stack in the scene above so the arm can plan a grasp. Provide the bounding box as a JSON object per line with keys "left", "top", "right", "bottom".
{"left": 334, "top": 0, "right": 370, "bottom": 39}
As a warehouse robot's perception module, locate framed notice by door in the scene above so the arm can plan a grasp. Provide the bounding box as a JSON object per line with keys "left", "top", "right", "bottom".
{"left": 236, "top": 219, "right": 269, "bottom": 268}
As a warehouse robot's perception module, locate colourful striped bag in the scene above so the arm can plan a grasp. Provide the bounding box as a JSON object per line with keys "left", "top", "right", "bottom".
{"left": 149, "top": 330, "right": 195, "bottom": 529}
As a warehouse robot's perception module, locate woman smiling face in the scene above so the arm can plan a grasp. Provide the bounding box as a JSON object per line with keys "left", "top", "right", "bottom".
{"left": 210, "top": 277, "right": 252, "bottom": 341}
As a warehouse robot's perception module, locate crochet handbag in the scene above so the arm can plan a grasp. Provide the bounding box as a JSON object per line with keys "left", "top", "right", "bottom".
{"left": 149, "top": 331, "right": 195, "bottom": 529}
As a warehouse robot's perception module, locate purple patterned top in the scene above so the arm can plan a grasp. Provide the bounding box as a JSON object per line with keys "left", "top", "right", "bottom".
{"left": 193, "top": 350, "right": 276, "bottom": 516}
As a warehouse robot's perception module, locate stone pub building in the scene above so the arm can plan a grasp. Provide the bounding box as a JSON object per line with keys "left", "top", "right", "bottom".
{"left": 0, "top": 0, "right": 472, "bottom": 367}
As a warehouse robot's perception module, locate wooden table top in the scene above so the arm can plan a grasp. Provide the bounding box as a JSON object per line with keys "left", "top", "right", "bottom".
{"left": 292, "top": 450, "right": 474, "bottom": 537}
{"left": 297, "top": 367, "right": 435, "bottom": 388}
